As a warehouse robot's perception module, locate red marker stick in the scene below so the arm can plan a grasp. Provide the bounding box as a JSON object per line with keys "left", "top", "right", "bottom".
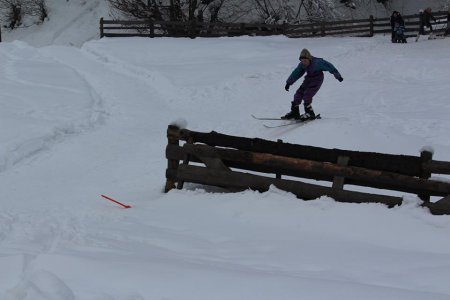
{"left": 101, "top": 194, "right": 132, "bottom": 209}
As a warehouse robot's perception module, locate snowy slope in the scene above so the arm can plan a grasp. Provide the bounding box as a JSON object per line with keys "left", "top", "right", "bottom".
{"left": 1, "top": 34, "right": 450, "bottom": 299}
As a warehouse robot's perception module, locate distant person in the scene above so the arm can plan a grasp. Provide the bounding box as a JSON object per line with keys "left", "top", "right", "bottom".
{"left": 390, "top": 11, "right": 406, "bottom": 43}
{"left": 282, "top": 49, "right": 343, "bottom": 121}
{"left": 419, "top": 9, "right": 425, "bottom": 34}
{"left": 423, "top": 7, "right": 436, "bottom": 33}
{"left": 447, "top": 7, "right": 450, "bottom": 35}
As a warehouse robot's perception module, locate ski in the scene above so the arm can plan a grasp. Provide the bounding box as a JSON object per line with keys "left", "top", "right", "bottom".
{"left": 252, "top": 113, "right": 321, "bottom": 121}
{"left": 262, "top": 114, "right": 321, "bottom": 128}
{"left": 415, "top": 34, "right": 420, "bottom": 42}
{"left": 251, "top": 114, "right": 286, "bottom": 120}
{"left": 429, "top": 34, "right": 446, "bottom": 40}
{"left": 416, "top": 33, "right": 445, "bottom": 42}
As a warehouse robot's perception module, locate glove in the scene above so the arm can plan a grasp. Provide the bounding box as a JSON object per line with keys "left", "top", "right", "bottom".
{"left": 285, "top": 83, "right": 290, "bottom": 91}
{"left": 337, "top": 76, "right": 344, "bottom": 82}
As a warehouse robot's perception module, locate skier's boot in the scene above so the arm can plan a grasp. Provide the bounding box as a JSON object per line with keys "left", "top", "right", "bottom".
{"left": 281, "top": 102, "right": 300, "bottom": 120}
{"left": 299, "top": 103, "right": 316, "bottom": 121}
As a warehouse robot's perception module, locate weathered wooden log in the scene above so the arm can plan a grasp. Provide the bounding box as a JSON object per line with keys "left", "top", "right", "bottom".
{"left": 423, "top": 195, "right": 450, "bottom": 215}
{"left": 164, "top": 125, "right": 181, "bottom": 192}
{"left": 166, "top": 165, "right": 403, "bottom": 208}
{"left": 166, "top": 143, "right": 450, "bottom": 196}
{"left": 169, "top": 126, "right": 423, "bottom": 176}
{"left": 419, "top": 150, "right": 433, "bottom": 202}
{"left": 167, "top": 145, "right": 333, "bottom": 182}
{"left": 423, "top": 160, "right": 450, "bottom": 175}
{"left": 332, "top": 156, "right": 349, "bottom": 190}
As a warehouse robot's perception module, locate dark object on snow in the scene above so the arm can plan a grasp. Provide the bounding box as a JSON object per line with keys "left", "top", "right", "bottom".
{"left": 393, "top": 25, "right": 407, "bottom": 43}
{"left": 420, "top": 7, "right": 436, "bottom": 34}
{"left": 165, "top": 126, "right": 450, "bottom": 215}
{"left": 390, "top": 11, "right": 406, "bottom": 42}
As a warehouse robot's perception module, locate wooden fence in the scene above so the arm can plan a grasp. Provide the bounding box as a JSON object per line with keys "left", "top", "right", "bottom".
{"left": 100, "top": 11, "right": 448, "bottom": 39}
{"left": 165, "top": 125, "right": 450, "bottom": 215}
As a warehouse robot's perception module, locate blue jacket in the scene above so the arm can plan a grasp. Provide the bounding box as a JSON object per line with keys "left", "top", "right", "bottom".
{"left": 286, "top": 57, "right": 342, "bottom": 87}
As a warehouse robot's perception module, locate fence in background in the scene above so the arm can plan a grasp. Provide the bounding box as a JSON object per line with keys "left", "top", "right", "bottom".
{"left": 165, "top": 125, "right": 450, "bottom": 215}
{"left": 100, "top": 11, "right": 448, "bottom": 39}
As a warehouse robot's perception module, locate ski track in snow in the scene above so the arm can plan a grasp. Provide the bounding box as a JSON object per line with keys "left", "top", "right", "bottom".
{"left": 76, "top": 37, "right": 382, "bottom": 141}
{"left": 0, "top": 210, "right": 83, "bottom": 299}
{"left": 49, "top": 0, "right": 103, "bottom": 46}
{"left": 0, "top": 42, "right": 106, "bottom": 174}
{"left": 81, "top": 44, "right": 181, "bottom": 104}
{"left": 44, "top": 36, "right": 450, "bottom": 159}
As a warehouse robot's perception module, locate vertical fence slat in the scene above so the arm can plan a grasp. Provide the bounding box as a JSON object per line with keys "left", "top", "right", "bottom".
{"left": 177, "top": 137, "right": 194, "bottom": 190}
{"left": 149, "top": 20, "right": 154, "bottom": 38}
{"left": 419, "top": 150, "right": 433, "bottom": 202}
{"left": 165, "top": 127, "right": 450, "bottom": 214}
{"left": 369, "top": 15, "right": 374, "bottom": 37}
{"left": 165, "top": 125, "right": 181, "bottom": 192}
{"left": 332, "top": 156, "right": 350, "bottom": 190}
{"left": 100, "top": 17, "right": 104, "bottom": 38}
{"left": 276, "top": 139, "right": 283, "bottom": 179}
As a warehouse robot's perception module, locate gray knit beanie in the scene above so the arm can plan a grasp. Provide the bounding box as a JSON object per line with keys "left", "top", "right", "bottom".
{"left": 299, "top": 48, "right": 312, "bottom": 60}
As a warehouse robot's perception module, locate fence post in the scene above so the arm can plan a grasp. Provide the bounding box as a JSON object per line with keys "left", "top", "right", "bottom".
{"left": 332, "top": 156, "right": 350, "bottom": 190}
{"left": 240, "top": 23, "right": 245, "bottom": 36}
{"left": 276, "top": 139, "right": 283, "bottom": 179}
{"left": 189, "top": 19, "right": 196, "bottom": 38}
{"left": 149, "top": 20, "right": 154, "bottom": 38}
{"left": 320, "top": 22, "right": 326, "bottom": 37}
{"left": 369, "top": 15, "right": 374, "bottom": 37}
{"left": 177, "top": 137, "right": 194, "bottom": 190}
{"left": 419, "top": 149, "right": 433, "bottom": 202}
{"left": 282, "top": 21, "right": 287, "bottom": 36}
{"left": 165, "top": 125, "right": 181, "bottom": 192}
{"left": 100, "top": 17, "right": 104, "bottom": 38}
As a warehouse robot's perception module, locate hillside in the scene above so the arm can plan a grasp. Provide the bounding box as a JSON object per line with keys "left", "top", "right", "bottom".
{"left": 1, "top": 0, "right": 447, "bottom": 47}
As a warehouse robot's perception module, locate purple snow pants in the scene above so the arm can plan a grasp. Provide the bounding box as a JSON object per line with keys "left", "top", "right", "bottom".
{"left": 292, "top": 76, "right": 324, "bottom": 106}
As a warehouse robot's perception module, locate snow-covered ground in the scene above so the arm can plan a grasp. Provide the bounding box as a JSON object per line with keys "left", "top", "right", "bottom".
{"left": 2, "top": 20, "right": 450, "bottom": 300}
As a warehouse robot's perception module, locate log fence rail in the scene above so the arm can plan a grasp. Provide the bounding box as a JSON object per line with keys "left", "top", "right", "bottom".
{"left": 100, "top": 11, "right": 448, "bottom": 39}
{"left": 165, "top": 125, "right": 450, "bottom": 215}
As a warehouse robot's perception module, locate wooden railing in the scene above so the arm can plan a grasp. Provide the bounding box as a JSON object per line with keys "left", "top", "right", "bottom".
{"left": 100, "top": 11, "right": 448, "bottom": 39}
{"left": 165, "top": 125, "right": 450, "bottom": 215}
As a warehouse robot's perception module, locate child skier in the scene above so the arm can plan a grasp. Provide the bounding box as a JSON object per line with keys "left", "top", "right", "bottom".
{"left": 282, "top": 49, "right": 343, "bottom": 121}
